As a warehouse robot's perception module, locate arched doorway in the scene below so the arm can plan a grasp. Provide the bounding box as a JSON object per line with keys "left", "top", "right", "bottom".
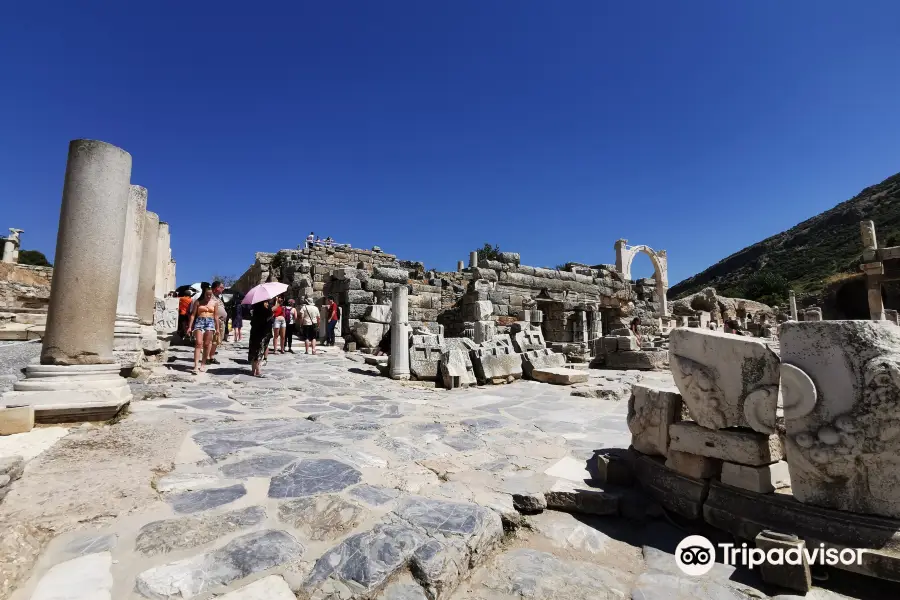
{"left": 615, "top": 239, "right": 669, "bottom": 316}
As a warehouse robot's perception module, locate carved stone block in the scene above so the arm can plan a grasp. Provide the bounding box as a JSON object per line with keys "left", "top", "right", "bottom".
{"left": 669, "top": 421, "right": 783, "bottom": 466}
{"left": 669, "top": 328, "right": 780, "bottom": 433}
{"left": 781, "top": 320, "right": 900, "bottom": 519}
{"left": 627, "top": 383, "right": 683, "bottom": 457}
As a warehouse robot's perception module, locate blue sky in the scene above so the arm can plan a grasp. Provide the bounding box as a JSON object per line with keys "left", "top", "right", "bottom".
{"left": 2, "top": 2, "right": 899, "bottom": 285}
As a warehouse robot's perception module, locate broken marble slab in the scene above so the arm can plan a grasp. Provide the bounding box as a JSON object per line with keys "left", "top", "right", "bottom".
{"left": 135, "top": 530, "right": 304, "bottom": 599}
{"left": 531, "top": 366, "right": 587, "bottom": 385}
{"left": 781, "top": 320, "right": 900, "bottom": 519}
{"left": 135, "top": 506, "right": 267, "bottom": 556}
{"left": 521, "top": 349, "right": 566, "bottom": 380}
{"left": 439, "top": 348, "right": 477, "bottom": 390}
{"left": 277, "top": 495, "right": 369, "bottom": 541}
{"left": 166, "top": 483, "right": 247, "bottom": 514}
{"left": 268, "top": 458, "right": 362, "bottom": 498}
{"left": 669, "top": 328, "right": 780, "bottom": 433}
{"left": 669, "top": 421, "right": 783, "bottom": 466}
{"left": 627, "top": 382, "right": 683, "bottom": 457}
{"left": 29, "top": 552, "right": 113, "bottom": 600}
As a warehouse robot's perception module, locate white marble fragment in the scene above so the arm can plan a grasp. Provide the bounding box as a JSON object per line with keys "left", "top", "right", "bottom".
{"left": 30, "top": 552, "right": 113, "bottom": 600}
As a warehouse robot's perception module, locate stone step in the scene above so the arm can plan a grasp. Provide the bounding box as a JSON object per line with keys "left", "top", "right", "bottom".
{"left": 531, "top": 367, "right": 588, "bottom": 385}
{"left": 0, "top": 323, "right": 44, "bottom": 341}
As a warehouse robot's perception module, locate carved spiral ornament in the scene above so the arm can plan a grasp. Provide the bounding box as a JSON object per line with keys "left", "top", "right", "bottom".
{"left": 780, "top": 363, "right": 817, "bottom": 419}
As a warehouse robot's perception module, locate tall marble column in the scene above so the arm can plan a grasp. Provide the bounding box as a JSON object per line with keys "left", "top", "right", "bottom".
{"left": 137, "top": 212, "right": 160, "bottom": 325}
{"left": 469, "top": 252, "right": 478, "bottom": 268}
{"left": 155, "top": 222, "right": 170, "bottom": 298}
{"left": 114, "top": 186, "right": 147, "bottom": 366}
{"left": 789, "top": 290, "right": 798, "bottom": 321}
{"left": 3, "top": 140, "right": 133, "bottom": 422}
{"left": 389, "top": 285, "right": 410, "bottom": 380}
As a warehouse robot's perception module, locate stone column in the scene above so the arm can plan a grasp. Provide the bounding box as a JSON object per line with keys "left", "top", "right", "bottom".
{"left": 469, "top": 252, "right": 478, "bottom": 268}
{"left": 862, "top": 262, "right": 886, "bottom": 321}
{"left": 789, "top": 290, "right": 798, "bottom": 321}
{"left": 3, "top": 140, "right": 133, "bottom": 422}
{"left": 1, "top": 239, "right": 14, "bottom": 263}
{"left": 113, "top": 186, "right": 147, "bottom": 366}
{"left": 389, "top": 285, "right": 410, "bottom": 380}
{"left": 457, "top": 261, "right": 464, "bottom": 272}
{"left": 137, "top": 212, "right": 160, "bottom": 325}
{"left": 155, "top": 222, "right": 170, "bottom": 298}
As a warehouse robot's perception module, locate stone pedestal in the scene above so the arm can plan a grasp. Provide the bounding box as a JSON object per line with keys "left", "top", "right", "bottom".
{"left": 137, "top": 212, "right": 160, "bottom": 325}
{"left": 4, "top": 140, "right": 133, "bottom": 422}
{"left": 389, "top": 285, "right": 410, "bottom": 380}
{"left": 114, "top": 185, "right": 147, "bottom": 368}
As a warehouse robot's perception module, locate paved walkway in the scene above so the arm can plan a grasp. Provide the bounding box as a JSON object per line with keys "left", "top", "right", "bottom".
{"left": 2, "top": 338, "right": 867, "bottom": 599}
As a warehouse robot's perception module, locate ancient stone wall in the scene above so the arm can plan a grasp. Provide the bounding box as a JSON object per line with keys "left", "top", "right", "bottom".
{"left": 0, "top": 263, "right": 53, "bottom": 311}
{"left": 235, "top": 244, "right": 666, "bottom": 350}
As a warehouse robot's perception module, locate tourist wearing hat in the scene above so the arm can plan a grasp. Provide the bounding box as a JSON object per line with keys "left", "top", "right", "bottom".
{"left": 299, "top": 297, "right": 321, "bottom": 355}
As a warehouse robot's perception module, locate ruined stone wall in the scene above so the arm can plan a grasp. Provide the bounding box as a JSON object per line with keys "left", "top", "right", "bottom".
{"left": 235, "top": 244, "right": 665, "bottom": 348}
{"left": 0, "top": 263, "right": 53, "bottom": 311}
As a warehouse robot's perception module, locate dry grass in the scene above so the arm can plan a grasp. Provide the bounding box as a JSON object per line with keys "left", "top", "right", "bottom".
{"left": 822, "top": 271, "right": 862, "bottom": 286}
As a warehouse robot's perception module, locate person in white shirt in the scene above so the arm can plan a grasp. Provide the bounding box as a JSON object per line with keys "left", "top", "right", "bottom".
{"left": 306, "top": 232, "right": 315, "bottom": 248}
{"left": 299, "top": 297, "right": 321, "bottom": 355}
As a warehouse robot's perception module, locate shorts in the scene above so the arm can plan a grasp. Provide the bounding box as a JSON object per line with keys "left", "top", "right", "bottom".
{"left": 273, "top": 317, "right": 286, "bottom": 329}
{"left": 302, "top": 324, "right": 317, "bottom": 341}
{"left": 192, "top": 317, "right": 216, "bottom": 332}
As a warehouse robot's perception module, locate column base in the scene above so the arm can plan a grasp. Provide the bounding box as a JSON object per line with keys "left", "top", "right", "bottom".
{"left": 4, "top": 364, "right": 131, "bottom": 423}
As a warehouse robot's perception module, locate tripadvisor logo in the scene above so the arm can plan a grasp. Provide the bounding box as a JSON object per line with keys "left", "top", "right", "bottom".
{"left": 675, "top": 535, "right": 864, "bottom": 576}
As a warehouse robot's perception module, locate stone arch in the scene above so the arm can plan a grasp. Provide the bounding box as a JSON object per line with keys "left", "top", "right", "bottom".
{"left": 614, "top": 239, "right": 669, "bottom": 316}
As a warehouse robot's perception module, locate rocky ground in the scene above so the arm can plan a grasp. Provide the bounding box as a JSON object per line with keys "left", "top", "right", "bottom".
{"left": 0, "top": 336, "right": 884, "bottom": 599}
{"left": 0, "top": 340, "right": 40, "bottom": 394}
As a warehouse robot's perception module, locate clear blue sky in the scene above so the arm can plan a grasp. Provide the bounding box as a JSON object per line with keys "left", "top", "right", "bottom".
{"left": 2, "top": 2, "right": 899, "bottom": 285}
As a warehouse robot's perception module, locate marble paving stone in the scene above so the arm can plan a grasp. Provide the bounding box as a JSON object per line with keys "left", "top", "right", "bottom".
{"left": 291, "top": 403, "right": 338, "bottom": 413}
{"left": 217, "top": 409, "right": 244, "bottom": 415}
{"left": 219, "top": 453, "right": 297, "bottom": 478}
{"left": 135, "top": 506, "right": 267, "bottom": 556}
{"left": 277, "top": 494, "right": 369, "bottom": 541}
{"left": 182, "top": 397, "right": 233, "bottom": 410}
{"left": 167, "top": 484, "right": 247, "bottom": 514}
{"left": 268, "top": 458, "right": 362, "bottom": 498}
{"left": 469, "top": 548, "right": 631, "bottom": 600}
{"left": 378, "top": 579, "right": 430, "bottom": 600}
{"left": 393, "top": 496, "right": 503, "bottom": 551}
{"left": 63, "top": 534, "right": 117, "bottom": 556}
{"left": 460, "top": 417, "right": 505, "bottom": 432}
{"left": 216, "top": 575, "right": 295, "bottom": 600}
{"left": 443, "top": 432, "right": 485, "bottom": 452}
{"left": 350, "top": 484, "right": 402, "bottom": 506}
{"left": 30, "top": 552, "right": 113, "bottom": 600}
{"left": 305, "top": 523, "right": 427, "bottom": 593}
{"left": 528, "top": 511, "right": 616, "bottom": 555}
{"left": 136, "top": 530, "right": 304, "bottom": 600}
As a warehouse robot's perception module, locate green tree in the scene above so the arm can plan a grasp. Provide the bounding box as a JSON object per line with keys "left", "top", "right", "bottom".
{"left": 742, "top": 271, "right": 789, "bottom": 306}
{"left": 476, "top": 243, "right": 501, "bottom": 261}
{"left": 17, "top": 249, "right": 52, "bottom": 267}
{"left": 210, "top": 274, "right": 237, "bottom": 288}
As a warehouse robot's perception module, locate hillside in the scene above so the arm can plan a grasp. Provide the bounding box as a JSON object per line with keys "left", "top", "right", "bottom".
{"left": 670, "top": 172, "right": 900, "bottom": 302}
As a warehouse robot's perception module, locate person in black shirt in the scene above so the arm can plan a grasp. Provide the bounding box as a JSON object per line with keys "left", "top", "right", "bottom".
{"left": 248, "top": 300, "right": 273, "bottom": 376}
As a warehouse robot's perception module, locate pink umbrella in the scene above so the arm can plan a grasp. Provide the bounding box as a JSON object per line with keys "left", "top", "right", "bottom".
{"left": 241, "top": 282, "right": 289, "bottom": 305}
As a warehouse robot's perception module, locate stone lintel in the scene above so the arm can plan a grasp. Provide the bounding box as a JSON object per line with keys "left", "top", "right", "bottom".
{"left": 668, "top": 422, "right": 783, "bottom": 466}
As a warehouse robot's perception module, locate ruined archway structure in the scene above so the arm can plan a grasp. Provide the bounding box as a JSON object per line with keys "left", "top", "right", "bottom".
{"left": 615, "top": 239, "right": 668, "bottom": 317}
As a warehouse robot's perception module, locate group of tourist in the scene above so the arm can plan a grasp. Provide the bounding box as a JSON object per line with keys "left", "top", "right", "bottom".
{"left": 305, "top": 231, "right": 347, "bottom": 249}
{"left": 176, "top": 278, "right": 342, "bottom": 376}
{"left": 243, "top": 296, "right": 341, "bottom": 377}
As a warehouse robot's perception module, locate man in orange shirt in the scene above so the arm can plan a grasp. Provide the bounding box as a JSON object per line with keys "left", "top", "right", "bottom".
{"left": 178, "top": 290, "right": 192, "bottom": 342}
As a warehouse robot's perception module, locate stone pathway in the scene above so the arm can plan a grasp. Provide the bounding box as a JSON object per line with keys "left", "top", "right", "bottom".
{"left": 2, "top": 340, "right": 874, "bottom": 599}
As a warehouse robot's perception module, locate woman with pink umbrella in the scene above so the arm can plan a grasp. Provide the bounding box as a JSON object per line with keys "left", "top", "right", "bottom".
{"left": 242, "top": 282, "right": 288, "bottom": 377}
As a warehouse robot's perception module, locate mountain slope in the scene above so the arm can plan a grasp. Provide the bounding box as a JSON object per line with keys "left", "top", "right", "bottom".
{"left": 670, "top": 172, "right": 900, "bottom": 300}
